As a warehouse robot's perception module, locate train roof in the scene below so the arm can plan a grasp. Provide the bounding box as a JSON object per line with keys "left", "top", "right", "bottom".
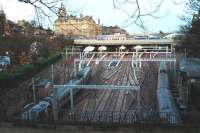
{"left": 49, "top": 66, "right": 91, "bottom": 99}
{"left": 159, "top": 62, "right": 167, "bottom": 71}
{"left": 55, "top": 79, "right": 82, "bottom": 98}
{"left": 179, "top": 58, "right": 200, "bottom": 79}
{"left": 80, "top": 66, "right": 91, "bottom": 76}
{"left": 31, "top": 101, "right": 49, "bottom": 112}
{"left": 157, "top": 88, "right": 173, "bottom": 111}
{"left": 35, "top": 79, "right": 49, "bottom": 87}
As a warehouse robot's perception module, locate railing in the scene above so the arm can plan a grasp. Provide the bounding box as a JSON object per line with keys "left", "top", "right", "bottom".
{"left": 58, "top": 111, "right": 179, "bottom": 125}
{"left": 4, "top": 111, "right": 200, "bottom": 126}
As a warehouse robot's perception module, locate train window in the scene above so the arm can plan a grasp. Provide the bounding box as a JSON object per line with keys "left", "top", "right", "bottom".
{"left": 162, "top": 106, "right": 169, "bottom": 110}
{"left": 77, "top": 73, "right": 83, "bottom": 78}
{"left": 160, "top": 70, "right": 166, "bottom": 73}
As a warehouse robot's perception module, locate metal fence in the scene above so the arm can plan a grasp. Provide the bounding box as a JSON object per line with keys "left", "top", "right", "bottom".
{"left": 58, "top": 111, "right": 179, "bottom": 124}
{"left": 3, "top": 110, "right": 200, "bottom": 126}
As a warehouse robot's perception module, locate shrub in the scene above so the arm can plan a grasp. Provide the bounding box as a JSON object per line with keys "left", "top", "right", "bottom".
{"left": 0, "top": 71, "right": 10, "bottom": 80}
{"left": 15, "top": 64, "right": 34, "bottom": 77}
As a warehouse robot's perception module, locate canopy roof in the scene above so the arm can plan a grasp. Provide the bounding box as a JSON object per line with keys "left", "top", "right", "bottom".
{"left": 83, "top": 46, "right": 95, "bottom": 52}
{"left": 119, "top": 45, "right": 126, "bottom": 50}
{"left": 98, "top": 46, "right": 107, "bottom": 51}
{"left": 134, "top": 45, "right": 143, "bottom": 50}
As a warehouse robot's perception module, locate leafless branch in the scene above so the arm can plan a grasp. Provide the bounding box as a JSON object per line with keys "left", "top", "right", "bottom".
{"left": 18, "top": 0, "right": 62, "bottom": 26}
{"left": 113, "top": 0, "right": 184, "bottom": 30}
{"left": 18, "top": 0, "right": 83, "bottom": 31}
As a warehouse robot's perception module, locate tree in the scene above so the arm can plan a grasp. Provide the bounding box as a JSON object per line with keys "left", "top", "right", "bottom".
{"left": 18, "top": 0, "right": 185, "bottom": 30}
{"left": 187, "top": 0, "right": 200, "bottom": 12}
{"left": 18, "top": 0, "right": 62, "bottom": 26}
{"left": 112, "top": 0, "right": 185, "bottom": 29}
{"left": 180, "top": 0, "right": 200, "bottom": 57}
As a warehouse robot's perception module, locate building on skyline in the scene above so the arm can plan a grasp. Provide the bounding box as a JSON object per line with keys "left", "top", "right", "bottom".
{"left": 97, "top": 33, "right": 127, "bottom": 40}
{"left": 102, "top": 25, "right": 128, "bottom": 35}
{"left": 55, "top": 4, "right": 102, "bottom": 38}
{"left": 192, "top": 10, "right": 200, "bottom": 23}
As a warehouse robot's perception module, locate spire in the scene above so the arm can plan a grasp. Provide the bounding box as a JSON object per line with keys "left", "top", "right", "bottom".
{"left": 0, "top": 4, "right": 3, "bottom": 10}
{"left": 58, "top": 3, "right": 67, "bottom": 18}
{"left": 61, "top": 2, "right": 64, "bottom": 8}
{"left": 0, "top": 4, "right": 4, "bottom": 14}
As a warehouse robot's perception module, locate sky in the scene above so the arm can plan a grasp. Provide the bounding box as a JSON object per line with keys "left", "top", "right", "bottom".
{"left": 0, "top": 0, "right": 187, "bottom": 33}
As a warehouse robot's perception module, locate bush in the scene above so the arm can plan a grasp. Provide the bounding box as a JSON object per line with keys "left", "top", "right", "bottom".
{"left": 0, "top": 71, "right": 10, "bottom": 80}
{"left": 15, "top": 64, "right": 34, "bottom": 77}
{"left": 34, "top": 53, "right": 61, "bottom": 68}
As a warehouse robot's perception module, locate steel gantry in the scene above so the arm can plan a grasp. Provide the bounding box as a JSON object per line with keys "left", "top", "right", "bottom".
{"left": 52, "top": 84, "right": 140, "bottom": 120}
{"left": 53, "top": 47, "right": 177, "bottom": 121}
{"left": 71, "top": 51, "right": 176, "bottom": 75}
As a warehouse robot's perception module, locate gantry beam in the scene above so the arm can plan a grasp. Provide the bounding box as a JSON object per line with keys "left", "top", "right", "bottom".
{"left": 54, "top": 85, "right": 139, "bottom": 90}
{"left": 74, "top": 58, "right": 176, "bottom": 62}
{"left": 66, "top": 51, "right": 173, "bottom": 54}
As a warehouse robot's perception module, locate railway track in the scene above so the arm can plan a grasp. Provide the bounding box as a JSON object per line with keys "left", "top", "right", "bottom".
{"left": 72, "top": 54, "right": 160, "bottom": 122}
{"left": 66, "top": 53, "right": 172, "bottom": 122}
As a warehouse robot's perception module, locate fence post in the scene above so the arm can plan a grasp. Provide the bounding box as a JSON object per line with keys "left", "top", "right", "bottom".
{"left": 32, "top": 77, "right": 36, "bottom": 104}
{"left": 53, "top": 87, "right": 58, "bottom": 121}
{"left": 70, "top": 88, "right": 74, "bottom": 112}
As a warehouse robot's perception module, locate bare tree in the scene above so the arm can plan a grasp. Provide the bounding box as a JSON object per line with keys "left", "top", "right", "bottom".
{"left": 18, "top": 0, "right": 84, "bottom": 31}
{"left": 179, "top": 0, "right": 200, "bottom": 25}
{"left": 18, "top": 0, "right": 185, "bottom": 30}
{"left": 113, "top": 0, "right": 185, "bottom": 30}
{"left": 18, "top": 0, "right": 62, "bottom": 26}
{"left": 187, "top": 0, "right": 200, "bottom": 11}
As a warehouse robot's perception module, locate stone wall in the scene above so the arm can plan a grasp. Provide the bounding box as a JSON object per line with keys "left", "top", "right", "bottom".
{"left": 0, "top": 122, "right": 200, "bottom": 133}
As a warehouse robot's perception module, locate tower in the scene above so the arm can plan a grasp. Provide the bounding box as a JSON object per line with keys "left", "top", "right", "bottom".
{"left": 192, "top": 10, "right": 200, "bottom": 23}
{"left": 58, "top": 3, "right": 67, "bottom": 20}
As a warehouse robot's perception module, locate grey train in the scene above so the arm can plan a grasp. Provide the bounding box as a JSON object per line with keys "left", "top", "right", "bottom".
{"left": 156, "top": 62, "right": 179, "bottom": 123}
{"left": 22, "top": 66, "right": 92, "bottom": 120}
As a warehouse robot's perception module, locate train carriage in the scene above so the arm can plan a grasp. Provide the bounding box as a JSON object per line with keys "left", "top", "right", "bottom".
{"left": 156, "top": 62, "right": 179, "bottom": 123}
{"left": 22, "top": 66, "right": 92, "bottom": 120}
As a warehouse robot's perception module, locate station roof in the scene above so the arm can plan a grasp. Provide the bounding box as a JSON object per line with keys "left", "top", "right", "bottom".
{"left": 98, "top": 46, "right": 107, "bottom": 51}
{"left": 83, "top": 46, "right": 95, "bottom": 52}
{"left": 74, "top": 39, "right": 174, "bottom": 46}
{"left": 179, "top": 58, "right": 200, "bottom": 79}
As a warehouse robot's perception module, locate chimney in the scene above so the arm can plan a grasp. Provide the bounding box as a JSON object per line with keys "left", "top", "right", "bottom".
{"left": 98, "top": 18, "right": 100, "bottom": 25}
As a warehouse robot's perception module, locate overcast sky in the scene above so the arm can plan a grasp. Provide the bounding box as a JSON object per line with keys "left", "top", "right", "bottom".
{"left": 0, "top": 0, "right": 186, "bottom": 33}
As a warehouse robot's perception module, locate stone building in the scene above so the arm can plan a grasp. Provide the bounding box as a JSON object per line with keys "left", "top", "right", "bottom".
{"left": 192, "top": 10, "right": 200, "bottom": 23}
{"left": 102, "top": 25, "right": 128, "bottom": 35}
{"left": 55, "top": 4, "right": 101, "bottom": 38}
